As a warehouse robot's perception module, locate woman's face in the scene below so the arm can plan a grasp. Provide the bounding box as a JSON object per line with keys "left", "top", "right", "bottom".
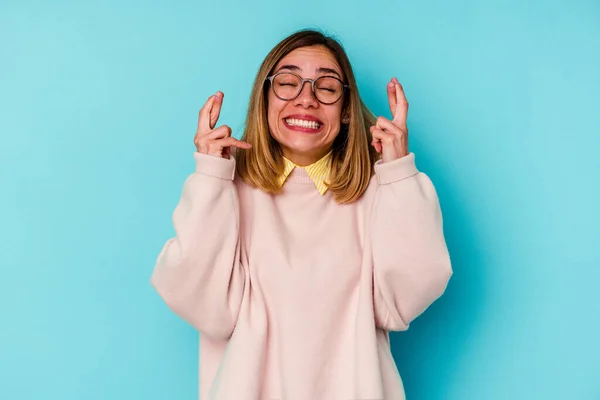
{"left": 267, "top": 45, "right": 345, "bottom": 166}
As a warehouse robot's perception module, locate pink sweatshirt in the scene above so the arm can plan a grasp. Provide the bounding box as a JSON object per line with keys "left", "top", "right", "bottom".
{"left": 151, "top": 151, "right": 452, "bottom": 400}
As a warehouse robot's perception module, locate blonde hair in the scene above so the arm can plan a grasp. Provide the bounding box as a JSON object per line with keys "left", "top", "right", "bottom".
{"left": 236, "top": 29, "right": 379, "bottom": 204}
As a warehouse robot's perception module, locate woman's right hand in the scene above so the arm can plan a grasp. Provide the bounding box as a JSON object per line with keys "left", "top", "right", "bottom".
{"left": 194, "top": 91, "right": 251, "bottom": 159}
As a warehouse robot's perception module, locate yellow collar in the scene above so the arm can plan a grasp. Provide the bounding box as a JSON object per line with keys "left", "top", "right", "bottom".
{"left": 277, "top": 151, "right": 332, "bottom": 195}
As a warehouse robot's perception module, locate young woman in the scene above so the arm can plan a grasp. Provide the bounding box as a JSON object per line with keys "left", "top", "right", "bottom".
{"left": 151, "top": 29, "right": 452, "bottom": 400}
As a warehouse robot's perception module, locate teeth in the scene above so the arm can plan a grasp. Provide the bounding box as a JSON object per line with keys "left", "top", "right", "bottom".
{"left": 285, "top": 118, "right": 321, "bottom": 129}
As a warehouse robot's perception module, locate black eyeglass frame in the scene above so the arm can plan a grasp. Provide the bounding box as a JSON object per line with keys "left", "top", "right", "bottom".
{"left": 265, "top": 71, "right": 350, "bottom": 105}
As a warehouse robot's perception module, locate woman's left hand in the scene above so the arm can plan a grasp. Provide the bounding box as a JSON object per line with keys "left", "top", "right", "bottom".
{"left": 370, "top": 77, "right": 409, "bottom": 163}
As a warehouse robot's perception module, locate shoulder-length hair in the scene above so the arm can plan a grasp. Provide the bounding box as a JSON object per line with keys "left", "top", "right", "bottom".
{"left": 235, "top": 29, "right": 380, "bottom": 204}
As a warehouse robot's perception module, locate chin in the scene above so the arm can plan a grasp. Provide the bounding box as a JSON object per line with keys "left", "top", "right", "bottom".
{"left": 283, "top": 136, "right": 325, "bottom": 152}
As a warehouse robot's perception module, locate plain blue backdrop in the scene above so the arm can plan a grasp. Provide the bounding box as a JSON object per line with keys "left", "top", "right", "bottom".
{"left": 1, "top": 0, "right": 599, "bottom": 399}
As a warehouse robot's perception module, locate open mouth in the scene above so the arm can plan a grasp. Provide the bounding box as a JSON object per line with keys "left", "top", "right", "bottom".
{"left": 283, "top": 116, "right": 324, "bottom": 133}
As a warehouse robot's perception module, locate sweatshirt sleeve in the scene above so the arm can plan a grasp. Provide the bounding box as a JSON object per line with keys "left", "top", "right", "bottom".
{"left": 150, "top": 152, "right": 245, "bottom": 340}
{"left": 370, "top": 153, "right": 452, "bottom": 331}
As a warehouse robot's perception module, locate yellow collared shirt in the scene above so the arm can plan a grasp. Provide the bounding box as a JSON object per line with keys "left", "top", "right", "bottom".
{"left": 277, "top": 151, "right": 332, "bottom": 195}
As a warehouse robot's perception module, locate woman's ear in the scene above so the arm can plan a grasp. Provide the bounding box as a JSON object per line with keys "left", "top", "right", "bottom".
{"left": 341, "top": 113, "right": 350, "bottom": 124}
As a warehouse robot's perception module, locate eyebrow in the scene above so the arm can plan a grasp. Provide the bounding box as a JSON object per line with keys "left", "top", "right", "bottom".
{"left": 276, "top": 64, "right": 342, "bottom": 79}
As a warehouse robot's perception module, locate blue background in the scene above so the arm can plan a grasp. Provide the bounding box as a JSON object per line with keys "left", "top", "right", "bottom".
{"left": 1, "top": 0, "right": 599, "bottom": 399}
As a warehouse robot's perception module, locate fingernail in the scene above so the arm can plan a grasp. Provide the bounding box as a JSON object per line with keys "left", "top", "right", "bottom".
{"left": 388, "top": 82, "right": 394, "bottom": 88}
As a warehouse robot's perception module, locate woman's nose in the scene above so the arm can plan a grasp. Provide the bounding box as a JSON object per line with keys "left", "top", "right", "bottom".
{"left": 293, "top": 81, "right": 319, "bottom": 107}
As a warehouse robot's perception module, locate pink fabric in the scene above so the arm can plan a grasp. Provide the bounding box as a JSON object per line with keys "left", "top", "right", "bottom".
{"left": 151, "top": 151, "right": 452, "bottom": 400}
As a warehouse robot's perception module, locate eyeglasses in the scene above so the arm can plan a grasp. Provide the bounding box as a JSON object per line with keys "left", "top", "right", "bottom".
{"left": 265, "top": 71, "right": 349, "bottom": 105}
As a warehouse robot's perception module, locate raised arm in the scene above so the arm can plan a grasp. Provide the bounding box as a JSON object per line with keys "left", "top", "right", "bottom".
{"left": 370, "top": 154, "right": 452, "bottom": 331}
{"left": 151, "top": 92, "right": 251, "bottom": 340}
{"left": 369, "top": 79, "right": 451, "bottom": 331}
